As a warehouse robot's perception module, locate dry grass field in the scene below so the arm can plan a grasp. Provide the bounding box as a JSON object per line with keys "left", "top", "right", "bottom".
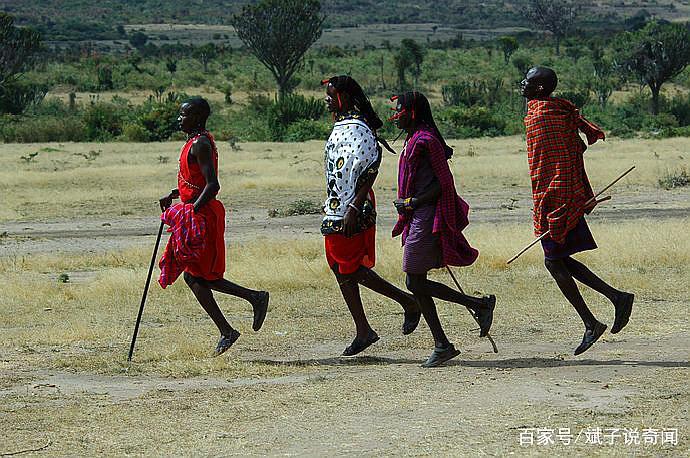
{"left": 0, "top": 136, "right": 688, "bottom": 455}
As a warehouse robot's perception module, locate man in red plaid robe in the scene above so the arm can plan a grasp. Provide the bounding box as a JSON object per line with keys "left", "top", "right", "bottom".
{"left": 521, "top": 67, "right": 634, "bottom": 356}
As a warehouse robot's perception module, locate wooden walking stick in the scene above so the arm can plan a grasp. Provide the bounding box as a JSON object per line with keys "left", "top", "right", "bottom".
{"left": 445, "top": 266, "right": 499, "bottom": 353}
{"left": 506, "top": 166, "right": 635, "bottom": 265}
{"left": 128, "top": 220, "right": 165, "bottom": 361}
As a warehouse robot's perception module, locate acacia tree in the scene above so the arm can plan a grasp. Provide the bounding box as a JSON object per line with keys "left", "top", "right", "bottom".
{"left": 525, "top": 0, "right": 577, "bottom": 56}
{"left": 231, "top": 0, "right": 324, "bottom": 98}
{"left": 615, "top": 21, "right": 690, "bottom": 115}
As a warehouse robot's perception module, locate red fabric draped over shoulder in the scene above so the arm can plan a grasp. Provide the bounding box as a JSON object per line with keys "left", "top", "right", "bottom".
{"left": 524, "top": 98, "right": 605, "bottom": 243}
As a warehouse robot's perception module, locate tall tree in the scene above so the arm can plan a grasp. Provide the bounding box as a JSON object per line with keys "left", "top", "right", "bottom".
{"left": 589, "top": 45, "right": 621, "bottom": 109}
{"left": 498, "top": 36, "right": 519, "bottom": 64}
{"left": 193, "top": 43, "right": 217, "bottom": 74}
{"left": 0, "top": 13, "right": 41, "bottom": 88}
{"left": 395, "top": 39, "right": 425, "bottom": 90}
{"left": 615, "top": 21, "right": 690, "bottom": 115}
{"left": 231, "top": 0, "right": 324, "bottom": 98}
{"left": 524, "top": 0, "right": 577, "bottom": 56}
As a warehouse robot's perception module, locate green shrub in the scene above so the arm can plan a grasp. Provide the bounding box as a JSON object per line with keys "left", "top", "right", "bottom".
{"left": 82, "top": 102, "right": 126, "bottom": 140}
{"left": 284, "top": 119, "right": 331, "bottom": 142}
{"left": 442, "top": 78, "right": 506, "bottom": 107}
{"left": 0, "top": 81, "right": 49, "bottom": 115}
{"left": 438, "top": 106, "right": 507, "bottom": 138}
{"left": 122, "top": 123, "right": 151, "bottom": 142}
{"left": 134, "top": 99, "right": 180, "bottom": 141}
{"left": 0, "top": 115, "right": 86, "bottom": 142}
{"left": 265, "top": 94, "right": 325, "bottom": 140}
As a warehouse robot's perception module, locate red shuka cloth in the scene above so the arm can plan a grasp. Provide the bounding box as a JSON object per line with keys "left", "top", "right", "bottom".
{"left": 324, "top": 191, "right": 376, "bottom": 275}
{"left": 524, "top": 98, "right": 605, "bottom": 243}
{"left": 392, "top": 126, "right": 478, "bottom": 267}
{"left": 158, "top": 203, "right": 207, "bottom": 288}
{"left": 164, "top": 131, "right": 225, "bottom": 282}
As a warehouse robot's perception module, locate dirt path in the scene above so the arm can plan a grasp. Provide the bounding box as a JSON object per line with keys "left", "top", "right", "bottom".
{"left": 1, "top": 333, "right": 687, "bottom": 455}
{"left": 1, "top": 190, "right": 687, "bottom": 256}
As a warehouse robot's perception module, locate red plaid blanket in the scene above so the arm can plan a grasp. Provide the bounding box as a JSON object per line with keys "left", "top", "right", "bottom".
{"left": 392, "top": 126, "right": 478, "bottom": 267}
{"left": 525, "top": 97, "right": 605, "bottom": 243}
{"left": 158, "top": 203, "right": 207, "bottom": 288}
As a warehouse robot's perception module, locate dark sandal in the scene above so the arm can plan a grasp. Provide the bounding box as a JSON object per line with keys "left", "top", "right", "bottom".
{"left": 214, "top": 329, "right": 241, "bottom": 357}
{"left": 342, "top": 330, "right": 380, "bottom": 356}
{"left": 252, "top": 291, "right": 269, "bottom": 332}
{"left": 421, "top": 343, "right": 461, "bottom": 368}
{"left": 611, "top": 292, "right": 634, "bottom": 334}
{"left": 574, "top": 321, "right": 606, "bottom": 356}
{"left": 476, "top": 295, "right": 496, "bottom": 338}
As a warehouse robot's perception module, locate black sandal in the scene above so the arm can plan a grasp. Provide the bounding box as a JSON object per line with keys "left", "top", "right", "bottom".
{"left": 342, "top": 330, "right": 380, "bottom": 356}
{"left": 476, "top": 295, "right": 496, "bottom": 337}
{"left": 252, "top": 291, "right": 269, "bottom": 332}
{"left": 574, "top": 321, "right": 606, "bottom": 356}
{"left": 421, "top": 343, "right": 461, "bottom": 368}
{"left": 611, "top": 292, "right": 634, "bottom": 334}
{"left": 214, "top": 329, "right": 241, "bottom": 357}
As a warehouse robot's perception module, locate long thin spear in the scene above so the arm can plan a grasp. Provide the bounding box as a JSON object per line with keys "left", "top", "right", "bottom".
{"left": 506, "top": 165, "right": 635, "bottom": 265}
{"left": 445, "top": 266, "right": 499, "bottom": 353}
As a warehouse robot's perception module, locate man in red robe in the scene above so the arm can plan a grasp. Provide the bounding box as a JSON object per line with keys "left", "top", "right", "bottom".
{"left": 159, "top": 98, "right": 269, "bottom": 356}
{"left": 521, "top": 67, "right": 634, "bottom": 356}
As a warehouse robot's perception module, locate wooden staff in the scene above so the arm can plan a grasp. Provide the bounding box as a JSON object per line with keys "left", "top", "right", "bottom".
{"left": 128, "top": 220, "right": 165, "bottom": 361}
{"left": 445, "top": 266, "right": 499, "bottom": 353}
{"left": 506, "top": 166, "right": 635, "bottom": 265}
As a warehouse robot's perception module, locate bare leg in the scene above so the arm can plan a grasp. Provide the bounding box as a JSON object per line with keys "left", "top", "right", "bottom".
{"left": 406, "top": 274, "right": 451, "bottom": 348}
{"left": 564, "top": 257, "right": 619, "bottom": 301}
{"left": 355, "top": 267, "right": 421, "bottom": 334}
{"left": 356, "top": 267, "right": 418, "bottom": 311}
{"left": 207, "top": 278, "right": 257, "bottom": 303}
{"left": 334, "top": 268, "right": 373, "bottom": 340}
{"left": 184, "top": 272, "right": 235, "bottom": 336}
{"left": 544, "top": 259, "right": 606, "bottom": 355}
{"left": 563, "top": 256, "right": 634, "bottom": 334}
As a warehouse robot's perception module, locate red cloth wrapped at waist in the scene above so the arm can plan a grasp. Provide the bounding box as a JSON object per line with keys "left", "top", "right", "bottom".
{"left": 158, "top": 200, "right": 226, "bottom": 287}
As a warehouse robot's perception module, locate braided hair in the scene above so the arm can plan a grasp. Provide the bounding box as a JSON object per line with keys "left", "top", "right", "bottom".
{"left": 395, "top": 91, "right": 453, "bottom": 159}
{"left": 322, "top": 75, "right": 383, "bottom": 131}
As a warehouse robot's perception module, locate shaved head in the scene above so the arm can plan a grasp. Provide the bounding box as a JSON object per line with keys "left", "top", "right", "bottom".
{"left": 521, "top": 67, "right": 558, "bottom": 99}
{"left": 183, "top": 97, "right": 211, "bottom": 121}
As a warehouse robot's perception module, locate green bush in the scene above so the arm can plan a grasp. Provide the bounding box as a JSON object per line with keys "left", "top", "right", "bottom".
{"left": 122, "top": 123, "right": 151, "bottom": 142}
{"left": 284, "top": 119, "right": 331, "bottom": 142}
{"left": 0, "top": 81, "right": 49, "bottom": 115}
{"left": 264, "top": 94, "right": 325, "bottom": 141}
{"left": 134, "top": 98, "right": 180, "bottom": 141}
{"left": 438, "top": 105, "right": 507, "bottom": 138}
{"left": 82, "top": 102, "right": 126, "bottom": 140}
{"left": 442, "top": 78, "right": 507, "bottom": 107}
{"left": 658, "top": 167, "right": 690, "bottom": 189}
{"left": 0, "top": 115, "right": 86, "bottom": 142}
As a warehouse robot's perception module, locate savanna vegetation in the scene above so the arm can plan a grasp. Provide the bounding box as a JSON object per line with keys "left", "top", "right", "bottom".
{"left": 2, "top": 1, "right": 690, "bottom": 144}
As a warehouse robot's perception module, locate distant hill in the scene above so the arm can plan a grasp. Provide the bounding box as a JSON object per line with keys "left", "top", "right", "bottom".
{"left": 1, "top": 0, "right": 688, "bottom": 41}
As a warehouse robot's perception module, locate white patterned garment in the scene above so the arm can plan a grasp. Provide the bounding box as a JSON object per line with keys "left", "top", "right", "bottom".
{"left": 322, "top": 116, "right": 381, "bottom": 228}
